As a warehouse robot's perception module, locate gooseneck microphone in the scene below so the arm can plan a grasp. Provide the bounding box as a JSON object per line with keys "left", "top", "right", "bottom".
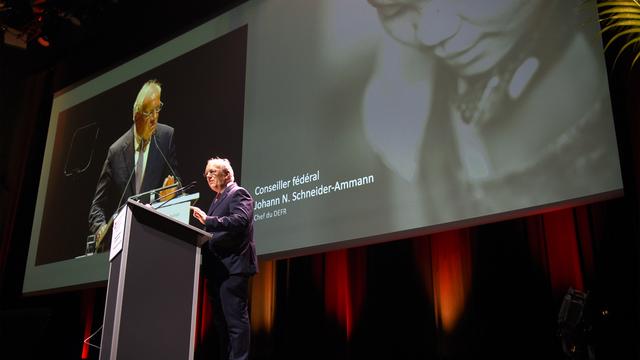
{"left": 128, "top": 181, "right": 180, "bottom": 202}
{"left": 153, "top": 181, "right": 197, "bottom": 211}
{"left": 150, "top": 181, "right": 197, "bottom": 206}
{"left": 115, "top": 157, "right": 139, "bottom": 215}
{"left": 154, "top": 133, "right": 182, "bottom": 185}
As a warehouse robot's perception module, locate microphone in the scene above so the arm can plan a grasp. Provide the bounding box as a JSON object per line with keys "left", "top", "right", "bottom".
{"left": 128, "top": 181, "right": 180, "bottom": 202}
{"left": 152, "top": 181, "right": 197, "bottom": 210}
{"left": 115, "top": 156, "right": 139, "bottom": 216}
{"left": 153, "top": 133, "right": 182, "bottom": 185}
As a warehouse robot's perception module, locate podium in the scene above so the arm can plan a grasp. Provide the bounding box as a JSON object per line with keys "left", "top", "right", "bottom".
{"left": 99, "top": 196, "right": 211, "bottom": 360}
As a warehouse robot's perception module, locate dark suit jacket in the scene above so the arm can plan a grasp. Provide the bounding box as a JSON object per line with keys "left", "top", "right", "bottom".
{"left": 202, "top": 182, "right": 258, "bottom": 276}
{"left": 88, "top": 123, "right": 179, "bottom": 234}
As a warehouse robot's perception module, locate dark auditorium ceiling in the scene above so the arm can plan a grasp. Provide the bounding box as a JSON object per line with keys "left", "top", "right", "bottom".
{"left": 0, "top": 0, "right": 245, "bottom": 78}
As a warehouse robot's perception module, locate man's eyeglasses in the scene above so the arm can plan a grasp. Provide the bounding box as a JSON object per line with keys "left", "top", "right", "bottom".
{"left": 203, "top": 169, "right": 219, "bottom": 178}
{"left": 141, "top": 102, "right": 163, "bottom": 119}
{"left": 203, "top": 168, "right": 228, "bottom": 178}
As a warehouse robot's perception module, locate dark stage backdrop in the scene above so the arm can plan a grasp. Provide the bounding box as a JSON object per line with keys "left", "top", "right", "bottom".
{"left": 1, "top": 1, "right": 639, "bottom": 360}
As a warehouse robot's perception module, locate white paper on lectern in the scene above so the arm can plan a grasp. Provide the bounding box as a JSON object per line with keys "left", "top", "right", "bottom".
{"left": 109, "top": 207, "right": 126, "bottom": 261}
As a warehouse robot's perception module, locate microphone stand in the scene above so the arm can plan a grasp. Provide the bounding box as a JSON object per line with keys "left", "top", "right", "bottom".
{"left": 128, "top": 181, "right": 180, "bottom": 203}
{"left": 153, "top": 133, "right": 182, "bottom": 185}
{"left": 153, "top": 182, "right": 196, "bottom": 210}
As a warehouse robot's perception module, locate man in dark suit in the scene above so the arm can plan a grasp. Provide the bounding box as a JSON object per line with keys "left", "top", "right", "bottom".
{"left": 191, "top": 157, "right": 257, "bottom": 360}
{"left": 89, "top": 79, "right": 180, "bottom": 251}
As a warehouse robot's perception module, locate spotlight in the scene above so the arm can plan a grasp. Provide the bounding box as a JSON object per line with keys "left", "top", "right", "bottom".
{"left": 36, "top": 35, "right": 49, "bottom": 47}
{"left": 0, "top": 2, "right": 11, "bottom": 13}
{"left": 2, "top": 17, "right": 42, "bottom": 50}
{"left": 3, "top": 26, "right": 28, "bottom": 49}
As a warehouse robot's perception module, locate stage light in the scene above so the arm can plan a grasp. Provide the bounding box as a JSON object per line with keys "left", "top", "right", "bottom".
{"left": 1, "top": 14, "right": 43, "bottom": 50}
{"left": 0, "top": 1, "right": 11, "bottom": 13}
{"left": 3, "top": 26, "right": 28, "bottom": 49}
{"left": 37, "top": 35, "right": 49, "bottom": 47}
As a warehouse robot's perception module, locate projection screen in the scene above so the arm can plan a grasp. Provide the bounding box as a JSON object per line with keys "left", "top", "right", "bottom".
{"left": 23, "top": 0, "right": 623, "bottom": 294}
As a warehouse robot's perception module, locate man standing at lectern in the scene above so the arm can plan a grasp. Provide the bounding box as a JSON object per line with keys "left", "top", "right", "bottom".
{"left": 89, "top": 79, "right": 180, "bottom": 252}
{"left": 191, "top": 157, "right": 257, "bottom": 360}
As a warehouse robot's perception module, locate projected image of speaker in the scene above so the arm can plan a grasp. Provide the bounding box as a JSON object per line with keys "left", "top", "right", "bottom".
{"left": 24, "top": 24, "right": 247, "bottom": 295}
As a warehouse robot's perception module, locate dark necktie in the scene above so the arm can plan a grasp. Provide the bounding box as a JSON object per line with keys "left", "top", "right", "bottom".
{"left": 135, "top": 139, "right": 146, "bottom": 193}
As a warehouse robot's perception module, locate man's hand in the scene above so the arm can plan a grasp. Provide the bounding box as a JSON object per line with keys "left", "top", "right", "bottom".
{"left": 95, "top": 223, "right": 109, "bottom": 250}
{"left": 191, "top": 206, "right": 206, "bottom": 225}
{"left": 159, "top": 175, "right": 176, "bottom": 200}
